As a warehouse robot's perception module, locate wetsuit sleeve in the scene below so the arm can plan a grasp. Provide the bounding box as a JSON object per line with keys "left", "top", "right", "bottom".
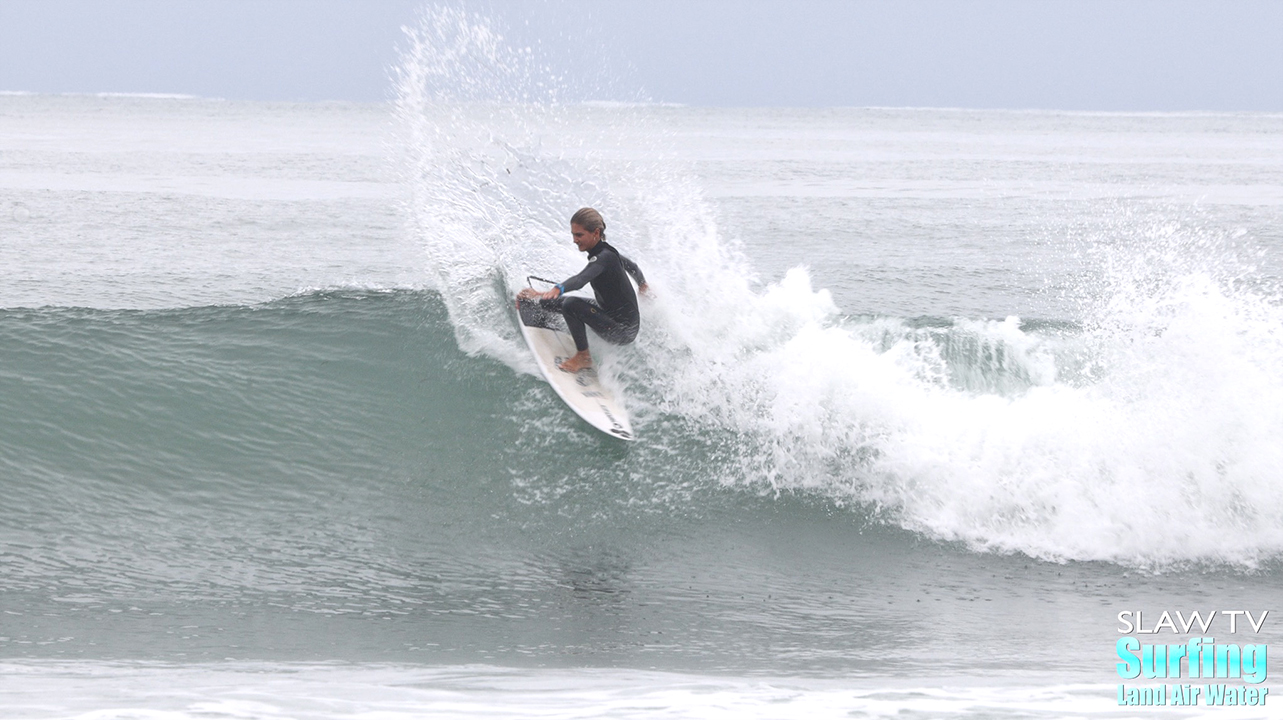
{"left": 558, "top": 254, "right": 608, "bottom": 293}
{"left": 619, "top": 254, "right": 646, "bottom": 286}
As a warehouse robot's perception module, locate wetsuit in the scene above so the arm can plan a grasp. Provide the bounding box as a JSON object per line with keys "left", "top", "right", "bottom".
{"left": 541, "top": 240, "right": 646, "bottom": 352}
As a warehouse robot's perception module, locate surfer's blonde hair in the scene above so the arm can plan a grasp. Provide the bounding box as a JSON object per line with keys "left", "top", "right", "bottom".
{"left": 570, "top": 207, "right": 606, "bottom": 240}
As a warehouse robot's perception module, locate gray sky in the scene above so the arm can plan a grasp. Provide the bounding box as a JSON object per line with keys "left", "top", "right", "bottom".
{"left": 1, "top": 0, "right": 1280, "bottom": 110}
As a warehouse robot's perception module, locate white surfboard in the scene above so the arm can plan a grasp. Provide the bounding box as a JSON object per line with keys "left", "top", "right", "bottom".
{"left": 516, "top": 297, "right": 634, "bottom": 441}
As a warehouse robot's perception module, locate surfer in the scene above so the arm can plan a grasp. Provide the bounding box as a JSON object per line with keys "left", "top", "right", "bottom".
{"left": 517, "top": 208, "right": 648, "bottom": 373}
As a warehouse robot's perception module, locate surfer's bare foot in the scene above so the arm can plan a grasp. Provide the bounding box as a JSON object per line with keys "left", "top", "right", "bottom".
{"left": 558, "top": 350, "right": 592, "bottom": 373}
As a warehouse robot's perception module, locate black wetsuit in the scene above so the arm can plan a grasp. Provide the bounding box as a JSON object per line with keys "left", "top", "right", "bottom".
{"left": 541, "top": 240, "right": 646, "bottom": 352}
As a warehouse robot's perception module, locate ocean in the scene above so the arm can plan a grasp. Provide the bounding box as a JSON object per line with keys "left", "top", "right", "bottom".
{"left": 2, "top": 9, "right": 1282, "bottom": 719}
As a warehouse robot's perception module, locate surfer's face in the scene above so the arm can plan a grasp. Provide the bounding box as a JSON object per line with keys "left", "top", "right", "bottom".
{"left": 571, "top": 223, "right": 600, "bottom": 252}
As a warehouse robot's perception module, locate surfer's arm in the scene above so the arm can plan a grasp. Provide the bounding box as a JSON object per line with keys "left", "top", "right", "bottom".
{"left": 558, "top": 257, "right": 607, "bottom": 293}
{"left": 619, "top": 254, "right": 648, "bottom": 294}
{"left": 619, "top": 254, "right": 646, "bottom": 286}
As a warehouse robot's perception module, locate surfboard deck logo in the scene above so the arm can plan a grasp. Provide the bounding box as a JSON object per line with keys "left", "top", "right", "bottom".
{"left": 516, "top": 298, "right": 634, "bottom": 441}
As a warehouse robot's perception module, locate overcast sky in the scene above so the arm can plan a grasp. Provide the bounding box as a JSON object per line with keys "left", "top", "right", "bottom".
{"left": 1, "top": 0, "right": 1280, "bottom": 111}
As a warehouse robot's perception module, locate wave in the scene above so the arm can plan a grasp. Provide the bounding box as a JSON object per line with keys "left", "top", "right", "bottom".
{"left": 3, "top": 268, "right": 1282, "bottom": 578}
{"left": 0, "top": 660, "right": 1116, "bottom": 719}
{"left": 385, "top": 7, "right": 1283, "bottom": 569}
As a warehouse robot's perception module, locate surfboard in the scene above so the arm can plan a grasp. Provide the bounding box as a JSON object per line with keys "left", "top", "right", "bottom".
{"left": 516, "top": 297, "right": 634, "bottom": 441}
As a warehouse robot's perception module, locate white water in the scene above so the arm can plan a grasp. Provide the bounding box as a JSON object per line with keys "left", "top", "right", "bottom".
{"left": 8, "top": 662, "right": 1216, "bottom": 720}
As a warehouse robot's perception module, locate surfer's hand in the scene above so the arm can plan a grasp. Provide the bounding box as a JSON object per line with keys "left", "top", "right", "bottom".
{"left": 540, "top": 287, "right": 561, "bottom": 301}
{"left": 638, "top": 283, "right": 651, "bottom": 297}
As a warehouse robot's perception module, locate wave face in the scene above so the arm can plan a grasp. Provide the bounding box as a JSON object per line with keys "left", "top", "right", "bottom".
{"left": 391, "top": 9, "right": 1283, "bottom": 568}
{"left": 5, "top": 295, "right": 1282, "bottom": 674}
{"left": 0, "top": 293, "right": 498, "bottom": 606}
